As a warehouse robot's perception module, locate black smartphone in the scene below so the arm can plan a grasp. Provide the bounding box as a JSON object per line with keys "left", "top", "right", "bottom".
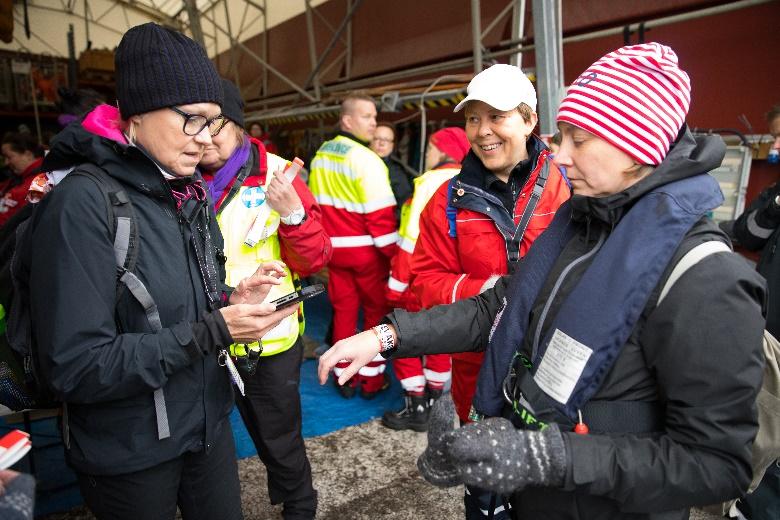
{"left": 270, "top": 283, "right": 325, "bottom": 310}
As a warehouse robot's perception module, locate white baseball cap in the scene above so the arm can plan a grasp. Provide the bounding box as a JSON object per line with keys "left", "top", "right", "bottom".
{"left": 454, "top": 64, "right": 537, "bottom": 113}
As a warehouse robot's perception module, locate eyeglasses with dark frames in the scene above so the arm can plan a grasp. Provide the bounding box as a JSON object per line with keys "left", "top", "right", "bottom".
{"left": 169, "top": 106, "right": 227, "bottom": 137}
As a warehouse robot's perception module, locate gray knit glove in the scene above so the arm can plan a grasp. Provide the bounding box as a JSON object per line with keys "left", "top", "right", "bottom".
{"left": 417, "top": 393, "right": 461, "bottom": 487}
{"left": 0, "top": 473, "right": 35, "bottom": 520}
{"left": 448, "top": 417, "right": 568, "bottom": 495}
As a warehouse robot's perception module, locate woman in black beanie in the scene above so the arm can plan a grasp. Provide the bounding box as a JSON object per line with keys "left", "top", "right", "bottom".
{"left": 27, "top": 23, "right": 295, "bottom": 519}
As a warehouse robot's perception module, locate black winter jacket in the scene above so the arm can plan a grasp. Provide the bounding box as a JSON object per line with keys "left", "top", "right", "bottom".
{"left": 733, "top": 182, "right": 780, "bottom": 337}
{"left": 30, "top": 119, "right": 235, "bottom": 475}
{"left": 388, "top": 129, "right": 767, "bottom": 519}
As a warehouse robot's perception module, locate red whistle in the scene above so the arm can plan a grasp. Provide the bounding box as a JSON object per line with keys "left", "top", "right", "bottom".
{"left": 574, "top": 409, "right": 589, "bottom": 435}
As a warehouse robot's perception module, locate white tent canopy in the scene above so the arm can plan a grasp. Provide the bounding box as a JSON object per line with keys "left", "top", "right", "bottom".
{"left": 0, "top": 0, "right": 329, "bottom": 58}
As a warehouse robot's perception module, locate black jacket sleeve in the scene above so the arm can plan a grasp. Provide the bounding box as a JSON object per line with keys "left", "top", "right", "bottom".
{"left": 564, "top": 251, "right": 766, "bottom": 512}
{"left": 31, "top": 176, "right": 230, "bottom": 404}
{"left": 387, "top": 275, "right": 511, "bottom": 358}
{"left": 733, "top": 184, "right": 780, "bottom": 251}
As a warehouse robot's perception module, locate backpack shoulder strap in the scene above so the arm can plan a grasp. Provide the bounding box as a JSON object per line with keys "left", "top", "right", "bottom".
{"left": 445, "top": 177, "right": 458, "bottom": 238}
{"left": 508, "top": 159, "right": 551, "bottom": 263}
{"left": 68, "top": 164, "right": 170, "bottom": 440}
{"left": 68, "top": 164, "right": 139, "bottom": 274}
{"left": 657, "top": 240, "right": 731, "bottom": 306}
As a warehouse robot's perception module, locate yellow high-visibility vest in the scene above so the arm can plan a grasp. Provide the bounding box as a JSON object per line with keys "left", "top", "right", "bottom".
{"left": 309, "top": 134, "right": 393, "bottom": 209}
{"left": 397, "top": 168, "right": 460, "bottom": 255}
{"left": 217, "top": 152, "right": 303, "bottom": 357}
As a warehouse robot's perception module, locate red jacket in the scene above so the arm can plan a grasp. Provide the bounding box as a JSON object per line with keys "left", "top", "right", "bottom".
{"left": 209, "top": 138, "right": 331, "bottom": 277}
{"left": 0, "top": 157, "right": 43, "bottom": 228}
{"left": 409, "top": 138, "right": 570, "bottom": 420}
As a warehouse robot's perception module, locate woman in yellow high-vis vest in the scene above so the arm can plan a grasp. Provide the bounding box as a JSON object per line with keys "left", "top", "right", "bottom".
{"left": 201, "top": 79, "right": 331, "bottom": 520}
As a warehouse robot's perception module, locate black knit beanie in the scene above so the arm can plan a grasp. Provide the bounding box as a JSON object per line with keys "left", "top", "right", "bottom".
{"left": 221, "top": 78, "right": 245, "bottom": 128}
{"left": 115, "top": 23, "right": 223, "bottom": 119}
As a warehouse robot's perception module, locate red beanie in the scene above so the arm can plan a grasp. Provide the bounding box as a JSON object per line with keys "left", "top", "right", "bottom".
{"left": 430, "top": 127, "right": 470, "bottom": 164}
{"left": 557, "top": 43, "right": 691, "bottom": 165}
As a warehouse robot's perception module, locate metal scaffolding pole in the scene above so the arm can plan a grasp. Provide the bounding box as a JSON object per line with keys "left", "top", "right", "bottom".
{"left": 345, "top": 0, "right": 352, "bottom": 79}
{"left": 302, "top": 0, "right": 364, "bottom": 92}
{"left": 470, "top": 0, "right": 483, "bottom": 73}
{"left": 200, "top": 9, "right": 317, "bottom": 102}
{"left": 532, "top": 0, "right": 563, "bottom": 136}
{"left": 304, "top": 0, "right": 322, "bottom": 100}
{"left": 223, "top": 0, "right": 241, "bottom": 90}
{"left": 510, "top": 0, "right": 526, "bottom": 67}
{"left": 183, "top": 0, "right": 205, "bottom": 48}
{"left": 262, "top": 0, "right": 268, "bottom": 98}
{"left": 481, "top": 1, "right": 514, "bottom": 40}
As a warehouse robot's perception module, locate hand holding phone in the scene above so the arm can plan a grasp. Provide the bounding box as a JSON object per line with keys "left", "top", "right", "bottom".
{"left": 270, "top": 283, "right": 325, "bottom": 311}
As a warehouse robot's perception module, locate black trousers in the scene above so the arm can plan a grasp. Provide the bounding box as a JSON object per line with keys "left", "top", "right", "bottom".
{"left": 76, "top": 420, "right": 242, "bottom": 520}
{"left": 234, "top": 338, "right": 317, "bottom": 519}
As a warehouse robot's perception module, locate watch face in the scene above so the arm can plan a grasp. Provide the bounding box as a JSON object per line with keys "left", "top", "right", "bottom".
{"left": 290, "top": 213, "right": 303, "bottom": 225}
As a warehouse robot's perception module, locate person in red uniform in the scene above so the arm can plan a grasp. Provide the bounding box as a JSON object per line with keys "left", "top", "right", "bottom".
{"left": 0, "top": 133, "right": 44, "bottom": 228}
{"left": 382, "top": 127, "right": 470, "bottom": 432}
{"left": 308, "top": 93, "right": 398, "bottom": 398}
{"left": 408, "top": 64, "right": 571, "bottom": 519}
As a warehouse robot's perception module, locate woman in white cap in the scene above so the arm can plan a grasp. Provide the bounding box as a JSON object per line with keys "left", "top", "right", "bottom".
{"left": 319, "top": 43, "right": 766, "bottom": 519}
{"left": 27, "top": 23, "right": 296, "bottom": 519}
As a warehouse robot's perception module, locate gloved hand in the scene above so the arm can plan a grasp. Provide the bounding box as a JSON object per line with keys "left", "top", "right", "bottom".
{"left": 416, "top": 393, "right": 461, "bottom": 487}
{"left": 447, "top": 418, "right": 568, "bottom": 496}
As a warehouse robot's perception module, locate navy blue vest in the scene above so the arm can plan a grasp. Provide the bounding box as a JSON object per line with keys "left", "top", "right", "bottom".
{"left": 472, "top": 173, "right": 724, "bottom": 425}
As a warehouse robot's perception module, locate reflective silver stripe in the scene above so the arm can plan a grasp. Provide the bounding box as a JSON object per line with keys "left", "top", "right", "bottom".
{"left": 310, "top": 157, "right": 360, "bottom": 180}
{"left": 657, "top": 241, "right": 731, "bottom": 306}
{"left": 387, "top": 276, "right": 408, "bottom": 292}
{"left": 314, "top": 193, "right": 396, "bottom": 214}
{"left": 398, "top": 236, "right": 416, "bottom": 254}
{"left": 399, "top": 375, "right": 426, "bottom": 392}
{"left": 314, "top": 194, "right": 364, "bottom": 213}
{"left": 331, "top": 235, "right": 374, "bottom": 247}
{"left": 363, "top": 196, "right": 397, "bottom": 213}
{"left": 451, "top": 274, "right": 467, "bottom": 303}
{"left": 373, "top": 231, "right": 399, "bottom": 248}
{"left": 358, "top": 363, "right": 386, "bottom": 377}
{"left": 114, "top": 216, "right": 132, "bottom": 267}
{"left": 423, "top": 368, "right": 451, "bottom": 383}
{"left": 747, "top": 210, "right": 775, "bottom": 239}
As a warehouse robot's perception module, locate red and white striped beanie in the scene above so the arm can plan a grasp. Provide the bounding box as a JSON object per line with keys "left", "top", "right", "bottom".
{"left": 557, "top": 43, "right": 691, "bottom": 165}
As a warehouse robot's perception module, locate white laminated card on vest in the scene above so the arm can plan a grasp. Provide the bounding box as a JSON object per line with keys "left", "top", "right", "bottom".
{"left": 533, "top": 329, "right": 593, "bottom": 404}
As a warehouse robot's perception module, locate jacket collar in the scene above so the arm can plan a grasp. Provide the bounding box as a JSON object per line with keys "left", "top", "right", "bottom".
{"left": 337, "top": 130, "right": 370, "bottom": 147}
{"left": 43, "top": 106, "right": 180, "bottom": 200}
{"left": 458, "top": 134, "right": 548, "bottom": 190}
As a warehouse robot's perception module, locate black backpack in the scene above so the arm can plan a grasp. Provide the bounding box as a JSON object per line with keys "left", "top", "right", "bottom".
{"left": 0, "top": 163, "right": 140, "bottom": 411}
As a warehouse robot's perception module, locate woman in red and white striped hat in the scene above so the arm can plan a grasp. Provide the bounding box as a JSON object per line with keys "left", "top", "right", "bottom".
{"left": 319, "top": 43, "right": 766, "bottom": 519}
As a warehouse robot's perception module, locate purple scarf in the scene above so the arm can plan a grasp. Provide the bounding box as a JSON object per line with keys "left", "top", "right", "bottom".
{"left": 205, "top": 139, "right": 252, "bottom": 205}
